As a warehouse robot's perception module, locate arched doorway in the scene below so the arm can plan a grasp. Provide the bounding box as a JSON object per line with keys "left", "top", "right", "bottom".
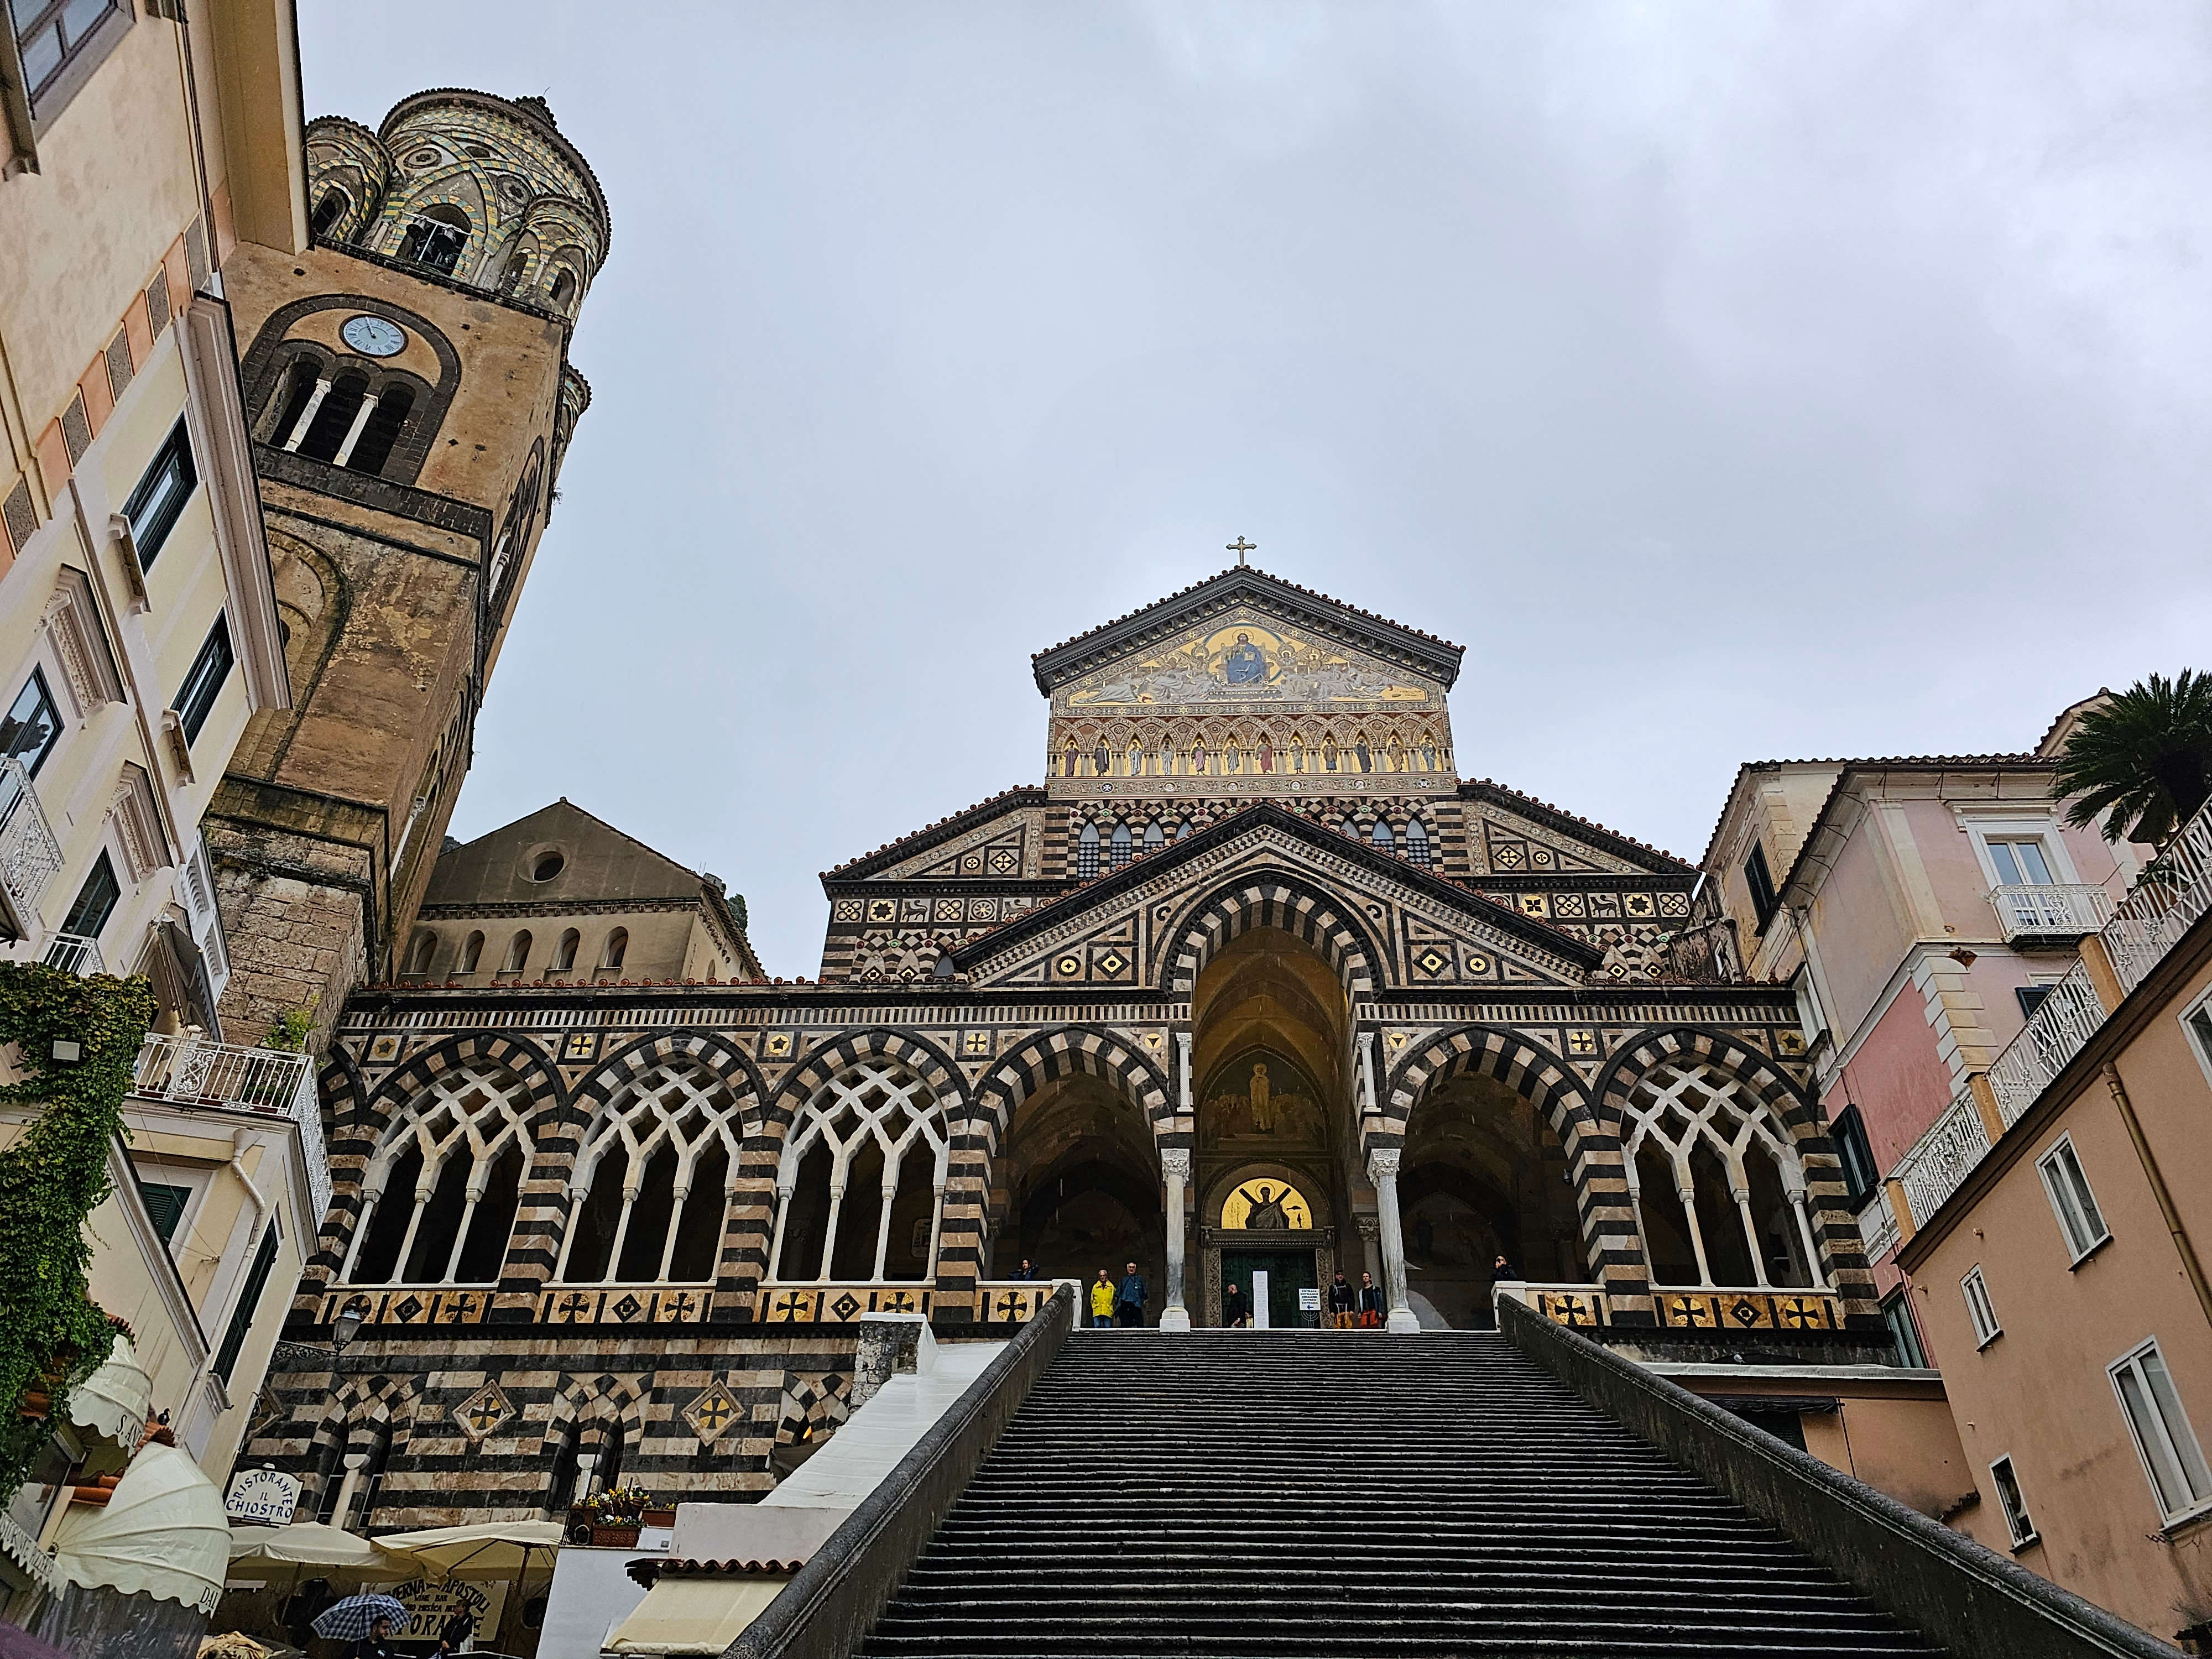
{"left": 1399, "top": 1070, "right": 1584, "bottom": 1327}
{"left": 993, "top": 1073, "right": 1165, "bottom": 1300}
{"left": 1190, "top": 925, "right": 1353, "bottom": 1326}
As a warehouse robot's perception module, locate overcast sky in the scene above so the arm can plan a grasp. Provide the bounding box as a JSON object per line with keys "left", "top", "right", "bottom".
{"left": 300, "top": 3, "right": 2212, "bottom": 977}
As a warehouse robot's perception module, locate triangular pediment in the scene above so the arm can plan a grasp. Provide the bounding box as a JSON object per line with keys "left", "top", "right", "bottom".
{"left": 1032, "top": 567, "right": 1463, "bottom": 703}
{"left": 822, "top": 788, "right": 1049, "bottom": 884}
{"left": 952, "top": 803, "right": 1599, "bottom": 994}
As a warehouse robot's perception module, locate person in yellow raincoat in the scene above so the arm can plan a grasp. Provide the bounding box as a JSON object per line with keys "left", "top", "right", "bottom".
{"left": 1089, "top": 1268, "right": 1117, "bottom": 1327}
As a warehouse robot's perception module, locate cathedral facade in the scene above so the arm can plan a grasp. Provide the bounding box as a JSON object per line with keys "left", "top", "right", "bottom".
{"left": 253, "top": 568, "right": 1882, "bottom": 1528}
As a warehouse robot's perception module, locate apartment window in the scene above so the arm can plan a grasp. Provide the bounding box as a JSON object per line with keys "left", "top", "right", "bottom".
{"left": 1962, "top": 1265, "right": 2001, "bottom": 1348}
{"left": 1881, "top": 1291, "right": 1926, "bottom": 1369}
{"left": 1830, "top": 1105, "right": 1879, "bottom": 1207}
{"left": 122, "top": 419, "right": 197, "bottom": 571}
{"left": 1986, "top": 837, "right": 2056, "bottom": 888}
{"left": 1744, "top": 842, "right": 1780, "bottom": 927}
{"left": 1990, "top": 1455, "right": 2037, "bottom": 1547}
{"left": 1, "top": 667, "right": 61, "bottom": 778}
{"left": 2037, "top": 1135, "right": 2111, "bottom": 1264}
{"left": 2017, "top": 985, "right": 2053, "bottom": 1020}
{"left": 2110, "top": 1339, "right": 2212, "bottom": 1526}
{"left": 212, "top": 1222, "right": 280, "bottom": 1385}
{"left": 2183, "top": 990, "right": 2212, "bottom": 1089}
{"left": 59, "top": 849, "right": 118, "bottom": 941}
{"left": 137, "top": 1180, "right": 191, "bottom": 1248}
{"left": 8, "top": 0, "right": 127, "bottom": 113}
{"left": 174, "top": 613, "right": 233, "bottom": 743}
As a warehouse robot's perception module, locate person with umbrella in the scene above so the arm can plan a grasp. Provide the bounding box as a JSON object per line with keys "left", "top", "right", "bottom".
{"left": 312, "top": 1591, "right": 410, "bottom": 1656}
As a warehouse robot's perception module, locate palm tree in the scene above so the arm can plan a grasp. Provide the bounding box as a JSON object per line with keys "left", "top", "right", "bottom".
{"left": 2054, "top": 670, "right": 2212, "bottom": 845}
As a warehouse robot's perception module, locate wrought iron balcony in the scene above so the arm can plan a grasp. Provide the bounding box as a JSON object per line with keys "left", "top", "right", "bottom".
{"left": 42, "top": 933, "right": 105, "bottom": 977}
{"left": 1889, "top": 799, "right": 2212, "bottom": 1233}
{"left": 0, "top": 757, "right": 63, "bottom": 940}
{"left": 1989, "top": 883, "right": 2111, "bottom": 946}
{"left": 133, "top": 1032, "right": 328, "bottom": 1214}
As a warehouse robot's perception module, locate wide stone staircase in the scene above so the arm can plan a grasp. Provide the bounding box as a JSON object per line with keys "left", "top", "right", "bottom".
{"left": 859, "top": 1329, "right": 1938, "bottom": 1657}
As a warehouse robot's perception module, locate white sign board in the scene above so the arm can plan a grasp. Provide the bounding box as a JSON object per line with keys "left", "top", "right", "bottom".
{"left": 224, "top": 1467, "right": 301, "bottom": 1527}
{"left": 1250, "top": 1270, "right": 1269, "bottom": 1329}
{"left": 1297, "top": 1287, "right": 1322, "bottom": 1312}
{"left": 392, "top": 1577, "right": 507, "bottom": 1646}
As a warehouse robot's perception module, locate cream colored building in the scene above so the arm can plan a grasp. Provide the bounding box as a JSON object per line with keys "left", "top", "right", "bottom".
{"left": 0, "top": 0, "right": 330, "bottom": 1641}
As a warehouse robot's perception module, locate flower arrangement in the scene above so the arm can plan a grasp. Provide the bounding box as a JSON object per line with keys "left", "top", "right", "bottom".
{"left": 573, "top": 1484, "right": 653, "bottom": 1523}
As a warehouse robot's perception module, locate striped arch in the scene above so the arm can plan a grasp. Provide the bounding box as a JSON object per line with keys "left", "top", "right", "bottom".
{"left": 540, "top": 1373, "right": 651, "bottom": 1448}
{"left": 302, "top": 1376, "right": 421, "bottom": 1514}
{"left": 308, "top": 1032, "right": 564, "bottom": 1296}
{"left": 1379, "top": 1024, "right": 1646, "bottom": 1303}
{"left": 538, "top": 1031, "right": 771, "bottom": 1298}
{"left": 769, "top": 1029, "right": 968, "bottom": 1130}
{"left": 1593, "top": 1026, "right": 1874, "bottom": 1321}
{"left": 1160, "top": 868, "right": 1384, "bottom": 998}
{"left": 956, "top": 1026, "right": 1177, "bottom": 1299}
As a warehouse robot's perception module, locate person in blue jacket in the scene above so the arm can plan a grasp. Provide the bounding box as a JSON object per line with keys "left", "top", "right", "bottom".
{"left": 1115, "top": 1261, "right": 1147, "bottom": 1327}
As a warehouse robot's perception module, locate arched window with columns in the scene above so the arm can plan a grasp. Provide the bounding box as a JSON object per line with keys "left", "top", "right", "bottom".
{"left": 1620, "top": 1060, "right": 1823, "bottom": 1290}
{"left": 768, "top": 1060, "right": 950, "bottom": 1284}
{"left": 340, "top": 1065, "right": 536, "bottom": 1285}
{"left": 554, "top": 1058, "right": 749, "bottom": 1284}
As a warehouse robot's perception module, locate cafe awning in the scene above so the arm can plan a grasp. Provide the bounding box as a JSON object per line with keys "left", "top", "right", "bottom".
{"left": 50, "top": 1441, "right": 228, "bottom": 1613}
{"left": 603, "top": 1572, "right": 792, "bottom": 1655}
{"left": 371, "top": 1517, "right": 564, "bottom": 1578}
{"left": 227, "top": 1520, "right": 415, "bottom": 1579}
{"left": 64, "top": 1336, "right": 150, "bottom": 1452}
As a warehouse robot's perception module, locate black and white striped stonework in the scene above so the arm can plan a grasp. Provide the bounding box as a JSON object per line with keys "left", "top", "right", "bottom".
{"left": 861, "top": 1332, "right": 1937, "bottom": 1658}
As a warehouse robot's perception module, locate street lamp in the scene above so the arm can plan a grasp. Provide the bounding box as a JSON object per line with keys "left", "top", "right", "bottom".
{"left": 330, "top": 1298, "right": 371, "bottom": 1357}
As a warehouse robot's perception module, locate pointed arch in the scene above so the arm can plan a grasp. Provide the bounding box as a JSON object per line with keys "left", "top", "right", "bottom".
{"left": 1160, "top": 868, "right": 1385, "bottom": 1000}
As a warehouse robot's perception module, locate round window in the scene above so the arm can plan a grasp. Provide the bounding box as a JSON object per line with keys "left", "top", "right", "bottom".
{"left": 530, "top": 850, "right": 565, "bottom": 882}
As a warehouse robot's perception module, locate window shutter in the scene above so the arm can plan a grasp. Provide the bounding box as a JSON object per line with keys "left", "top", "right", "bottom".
{"left": 138, "top": 1181, "right": 190, "bottom": 1246}
{"left": 213, "top": 1223, "right": 280, "bottom": 1384}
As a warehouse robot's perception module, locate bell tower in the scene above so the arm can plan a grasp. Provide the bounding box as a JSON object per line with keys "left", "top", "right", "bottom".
{"left": 205, "top": 89, "right": 607, "bottom": 1048}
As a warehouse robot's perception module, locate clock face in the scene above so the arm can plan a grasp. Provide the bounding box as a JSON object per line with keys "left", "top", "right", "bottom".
{"left": 341, "top": 315, "right": 406, "bottom": 358}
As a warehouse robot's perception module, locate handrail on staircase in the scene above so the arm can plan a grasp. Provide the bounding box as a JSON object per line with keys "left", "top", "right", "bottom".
{"left": 725, "top": 1285, "right": 1076, "bottom": 1659}
{"left": 1500, "top": 1297, "right": 2182, "bottom": 1659}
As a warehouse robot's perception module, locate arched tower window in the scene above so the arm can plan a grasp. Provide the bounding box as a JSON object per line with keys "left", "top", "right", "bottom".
{"left": 340, "top": 1065, "right": 535, "bottom": 1285}
{"left": 599, "top": 928, "right": 628, "bottom": 971}
{"left": 549, "top": 268, "right": 578, "bottom": 311}
{"left": 1076, "top": 820, "right": 1100, "bottom": 879}
{"left": 769, "top": 1060, "right": 951, "bottom": 1284}
{"left": 1109, "top": 820, "right": 1132, "bottom": 870}
{"left": 296, "top": 372, "right": 369, "bottom": 463}
{"left": 457, "top": 931, "right": 485, "bottom": 974}
{"left": 259, "top": 353, "right": 322, "bottom": 445}
{"left": 310, "top": 187, "right": 351, "bottom": 240}
{"left": 1371, "top": 820, "right": 1395, "bottom": 854}
{"left": 503, "top": 930, "right": 533, "bottom": 973}
{"left": 1143, "top": 820, "right": 1164, "bottom": 852}
{"left": 403, "top": 931, "right": 435, "bottom": 977}
{"left": 397, "top": 205, "right": 471, "bottom": 275}
{"left": 555, "top": 1058, "right": 748, "bottom": 1284}
{"left": 1621, "top": 1061, "right": 1823, "bottom": 1291}
{"left": 550, "top": 929, "right": 580, "bottom": 973}
{"left": 1406, "top": 818, "right": 1432, "bottom": 868}
{"left": 346, "top": 384, "right": 415, "bottom": 477}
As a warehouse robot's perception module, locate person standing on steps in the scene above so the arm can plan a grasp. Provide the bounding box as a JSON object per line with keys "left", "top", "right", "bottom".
{"left": 1009, "top": 1258, "right": 1038, "bottom": 1281}
{"left": 1357, "top": 1271, "right": 1384, "bottom": 1328}
{"left": 1089, "top": 1268, "right": 1117, "bottom": 1327}
{"left": 1222, "top": 1281, "right": 1248, "bottom": 1328}
{"left": 1115, "top": 1260, "right": 1147, "bottom": 1327}
{"left": 1493, "top": 1251, "right": 1520, "bottom": 1284}
{"left": 1327, "top": 1270, "right": 1358, "bottom": 1328}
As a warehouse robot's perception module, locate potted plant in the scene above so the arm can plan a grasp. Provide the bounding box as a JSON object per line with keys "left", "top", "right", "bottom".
{"left": 571, "top": 1485, "right": 653, "bottom": 1546}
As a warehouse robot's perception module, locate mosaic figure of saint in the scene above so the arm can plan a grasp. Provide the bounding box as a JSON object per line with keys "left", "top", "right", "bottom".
{"left": 1249, "top": 1061, "right": 1274, "bottom": 1132}
{"left": 1247, "top": 1184, "right": 1289, "bottom": 1229}
{"left": 1224, "top": 633, "right": 1267, "bottom": 685}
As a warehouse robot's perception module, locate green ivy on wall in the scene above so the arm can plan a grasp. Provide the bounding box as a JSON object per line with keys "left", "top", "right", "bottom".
{"left": 0, "top": 962, "right": 155, "bottom": 1506}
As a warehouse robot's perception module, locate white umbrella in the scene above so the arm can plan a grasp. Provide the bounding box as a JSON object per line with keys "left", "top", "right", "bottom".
{"left": 51, "top": 1439, "right": 229, "bottom": 1613}
{"left": 227, "top": 1521, "right": 415, "bottom": 1578}
{"left": 369, "top": 1519, "right": 564, "bottom": 1578}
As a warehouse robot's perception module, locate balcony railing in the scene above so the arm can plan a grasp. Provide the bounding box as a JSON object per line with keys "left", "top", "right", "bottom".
{"left": 1989, "top": 883, "right": 2110, "bottom": 945}
{"left": 1887, "top": 797, "right": 2212, "bottom": 1234}
{"left": 0, "top": 757, "right": 63, "bottom": 936}
{"left": 1856, "top": 1187, "right": 1900, "bottom": 1265}
{"left": 42, "top": 933, "right": 105, "bottom": 977}
{"left": 133, "top": 1033, "right": 328, "bottom": 1215}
